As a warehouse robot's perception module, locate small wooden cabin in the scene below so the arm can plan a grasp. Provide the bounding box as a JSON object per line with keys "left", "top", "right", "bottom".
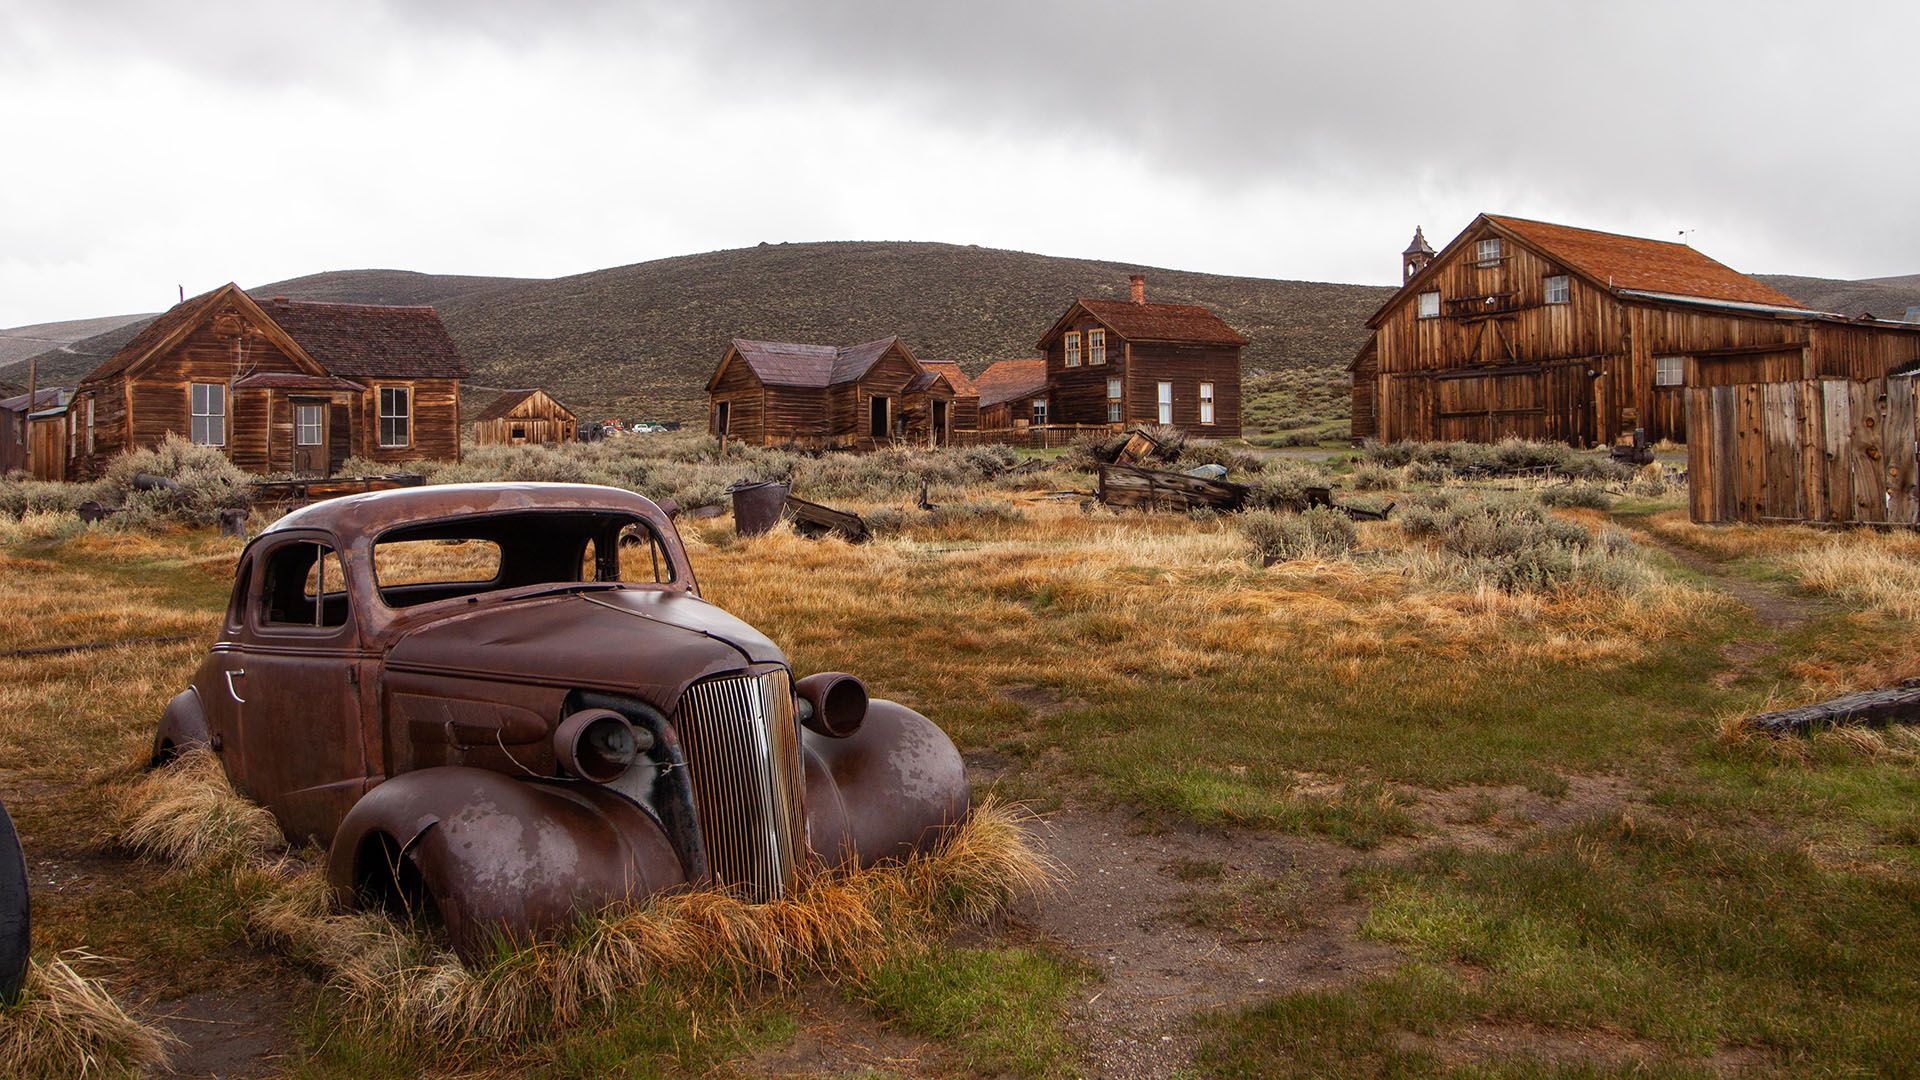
{"left": 472, "top": 388, "right": 577, "bottom": 446}
{"left": 69, "top": 284, "right": 467, "bottom": 480}
{"left": 1, "top": 386, "right": 70, "bottom": 478}
{"left": 707, "top": 336, "right": 956, "bottom": 448}
{"left": 1354, "top": 214, "right": 1920, "bottom": 447}
{"left": 974, "top": 359, "right": 1050, "bottom": 430}
{"left": 1035, "top": 276, "right": 1246, "bottom": 437}
{"left": 920, "top": 362, "right": 980, "bottom": 433}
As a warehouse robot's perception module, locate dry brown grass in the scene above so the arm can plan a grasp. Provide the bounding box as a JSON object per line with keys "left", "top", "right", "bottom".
{"left": 118, "top": 749, "right": 283, "bottom": 870}
{"left": 1783, "top": 533, "right": 1920, "bottom": 621}
{"left": 0, "top": 952, "right": 179, "bottom": 1078}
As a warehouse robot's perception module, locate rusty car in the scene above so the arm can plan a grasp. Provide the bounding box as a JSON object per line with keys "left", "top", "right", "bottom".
{"left": 151, "top": 483, "right": 970, "bottom": 955}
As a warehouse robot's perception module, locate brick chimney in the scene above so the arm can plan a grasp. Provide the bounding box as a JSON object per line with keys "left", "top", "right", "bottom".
{"left": 1129, "top": 274, "right": 1146, "bottom": 304}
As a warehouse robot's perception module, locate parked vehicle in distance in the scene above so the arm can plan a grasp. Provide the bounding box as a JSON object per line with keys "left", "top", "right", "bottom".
{"left": 151, "top": 483, "right": 970, "bottom": 955}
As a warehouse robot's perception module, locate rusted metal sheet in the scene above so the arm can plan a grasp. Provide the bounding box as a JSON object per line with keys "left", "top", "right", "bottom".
{"left": 154, "top": 482, "right": 968, "bottom": 958}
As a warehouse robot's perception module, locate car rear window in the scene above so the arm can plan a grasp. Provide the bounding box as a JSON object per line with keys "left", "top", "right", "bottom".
{"left": 374, "top": 539, "right": 503, "bottom": 588}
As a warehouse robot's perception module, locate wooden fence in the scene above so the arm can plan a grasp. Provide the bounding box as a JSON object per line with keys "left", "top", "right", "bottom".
{"left": 948, "top": 424, "right": 1114, "bottom": 450}
{"left": 1686, "top": 375, "right": 1918, "bottom": 524}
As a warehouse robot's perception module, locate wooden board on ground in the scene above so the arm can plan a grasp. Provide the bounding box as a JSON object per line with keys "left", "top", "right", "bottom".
{"left": 1098, "top": 463, "right": 1248, "bottom": 512}
{"left": 784, "top": 495, "right": 871, "bottom": 542}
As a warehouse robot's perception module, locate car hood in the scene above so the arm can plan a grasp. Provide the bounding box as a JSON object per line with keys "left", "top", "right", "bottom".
{"left": 385, "top": 589, "right": 786, "bottom": 712}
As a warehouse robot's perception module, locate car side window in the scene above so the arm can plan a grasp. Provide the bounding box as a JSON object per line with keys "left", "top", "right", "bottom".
{"left": 257, "top": 541, "right": 349, "bottom": 629}
{"left": 616, "top": 523, "right": 672, "bottom": 584}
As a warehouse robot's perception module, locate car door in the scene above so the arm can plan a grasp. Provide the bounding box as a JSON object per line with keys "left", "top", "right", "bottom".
{"left": 231, "top": 531, "right": 370, "bottom": 845}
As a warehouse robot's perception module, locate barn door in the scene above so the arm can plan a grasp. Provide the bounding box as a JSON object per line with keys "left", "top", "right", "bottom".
{"left": 1434, "top": 369, "right": 1546, "bottom": 442}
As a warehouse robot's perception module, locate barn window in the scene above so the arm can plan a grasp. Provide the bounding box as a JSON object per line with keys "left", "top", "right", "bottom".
{"left": 1476, "top": 238, "right": 1503, "bottom": 266}
{"left": 1030, "top": 398, "right": 1048, "bottom": 426}
{"left": 1089, "top": 328, "right": 1107, "bottom": 365}
{"left": 1655, "top": 356, "right": 1686, "bottom": 387}
{"left": 1157, "top": 381, "right": 1173, "bottom": 425}
{"left": 1417, "top": 291, "right": 1440, "bottom": 319}
{"left": 1106, "top": 378, "right": 1123, "bottom": 423}
{"left": 1544, "top": 275, "right": 1570, "bottom": 304}
{"left": 378, "top": 386, "right": 411, "bottom": 447}
{"left": 1064, "top": 331, "right": 1082, "bottom": 367}
{"left": 1199, "top": 382, "right": 1215, "bottom": 425}
{"left": 509, "top": 423, "right": 527, "bottom": 440}
{"left": 190, "top": 382, "right": 227, "bottom": 446}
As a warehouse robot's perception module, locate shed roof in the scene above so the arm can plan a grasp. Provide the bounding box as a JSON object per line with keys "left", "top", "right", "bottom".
{"left": 1043, "top": 299, "right": 1249, "bottom": 349}
{"left": 974, "top": 358, "right": 1049, "bottom": 408}
{"left": 920, "top": 360, "right": 979, "bottom": 398}
{"left": 0, "top": 386, "right": 72, "bottom": 413}
{"left": 471, "top": 387, "right": 574, "bottom": 422}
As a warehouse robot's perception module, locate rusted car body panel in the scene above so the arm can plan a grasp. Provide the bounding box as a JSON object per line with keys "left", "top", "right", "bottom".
{"left": 154, "top": 483, "right": 970, "bottom": 956}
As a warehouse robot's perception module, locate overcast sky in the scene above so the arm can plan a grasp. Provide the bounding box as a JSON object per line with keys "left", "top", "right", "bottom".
{"left": 3, "top": 0, "right": 1916, "bottom": 326}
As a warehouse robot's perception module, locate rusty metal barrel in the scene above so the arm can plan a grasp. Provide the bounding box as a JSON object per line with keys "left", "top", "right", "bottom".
{"left": 730, "top": 480, "right": 791, "bottom": 537}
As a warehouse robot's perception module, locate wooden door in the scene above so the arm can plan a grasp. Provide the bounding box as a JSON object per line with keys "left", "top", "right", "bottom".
{"left": 932, "top": 399, "right": 948, "bottom": 446}
{"left": 293, "top": 403, "right": 328, "bottom": 476}
{"left": 1434, "top": 369, "right": 1545, "bottom": 442}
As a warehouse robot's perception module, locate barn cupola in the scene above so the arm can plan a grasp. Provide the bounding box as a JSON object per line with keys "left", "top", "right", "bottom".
{"left": 1402, "top": 227, "right": 1435, "bottom": 283}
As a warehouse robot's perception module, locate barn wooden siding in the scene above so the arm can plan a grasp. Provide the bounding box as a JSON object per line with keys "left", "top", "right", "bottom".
{"left": 1686, "top": 375, "right": 1919, "bottom": 524}
{"left": 473, "top": 389, "right": 576, "bottom": 446}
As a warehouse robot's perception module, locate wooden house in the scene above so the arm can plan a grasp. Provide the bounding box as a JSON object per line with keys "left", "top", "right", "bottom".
{"left": 1352, "top": 214, "right": 1920, "bottom": 446}
{"left": 472, "top": 388, "right": 577, "bottom": 446}
{"left": 1, "top": 387, "right": 70, "bottom": 478}
{"left": 1035, "top": 276, "right": 1246, "bottom": 437}
{"left": 919, "top": 361, "right": 980, "bottom": 433}
{"left": 706, "top": 336, "right": 957, "bottom": 448}
{"left": 974, "top": 359, "right": 1050, "bottom": 431}
{"left": 68, "top": 284, "right": 467, "bottom": 480}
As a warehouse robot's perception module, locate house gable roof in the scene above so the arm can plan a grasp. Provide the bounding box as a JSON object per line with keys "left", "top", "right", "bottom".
{"left": 920, "top": 360, "right": 979, "bottom": 398}
{"left": 974, "top": 358, "right": 1049, "bottom": 408}
{"left": 472, "top": 387, "right": 575, "bottom": 422}
{"left": 1038, "top": 298, "right": 1249, "bottom": 350}
{"left": 79, "top": 283, "right": 468, "bottom": 384}
{"left": 717, "top": 336, "right": 921, "bottom": 391}
{"left": 1371, "top": 214, "right": 1807, "bottom": 326}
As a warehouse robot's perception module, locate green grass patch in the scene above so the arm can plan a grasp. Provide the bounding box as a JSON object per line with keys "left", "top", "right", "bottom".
{"left": 857, "top": 946, "right": 1089, "bottom": 1079}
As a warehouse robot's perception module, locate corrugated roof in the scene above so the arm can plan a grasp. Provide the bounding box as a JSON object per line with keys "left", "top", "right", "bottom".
{"left": 1067, "top": 299, "right": 1249, "bottom": 347}
{"left": 974, "top": 358, "right": 1048, "bottom": 407}
{"left": 1486, "top": 215, "right": 1806, "bottom": 309}
{"left": 920, "top": 360, "right": 979, "bottom": 398}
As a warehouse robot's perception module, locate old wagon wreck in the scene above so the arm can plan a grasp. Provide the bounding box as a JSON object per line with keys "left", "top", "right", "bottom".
{"left": 151, "top": 483, "right": 971, "bottom": 955}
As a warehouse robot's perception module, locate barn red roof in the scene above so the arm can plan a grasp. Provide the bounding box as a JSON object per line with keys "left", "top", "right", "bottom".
{"left": 974, "top": 358, "right": 1048, "bottom": 408}
{"left": 1060, "top": 299, "right": 1249, "bottom": 348}
{"left": 1485, "top": 215, "right": 1806, "bottom": 309}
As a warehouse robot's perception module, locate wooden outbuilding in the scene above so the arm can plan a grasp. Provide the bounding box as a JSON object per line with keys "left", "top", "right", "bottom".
{"left": 472, "top": 388, "right": 577, "bottom": 446}
{"left": 1, "top": 387, "right": 70, "bottom": 478}
{"left": 68, "top": 284, "right": 467, "bottom": 480}
{"left": 1353, "top": 214, "right": 1920, "bottom": 447}
{"left": 919, "top": 362, "right": 980, "bottom": 433}
{"left": 1035, "top": 275, "right": 1246, "bottom": 437}
{"left": 973, "top": 359, "right": 1050, "bottom": 431}
{"left": 706, "top": 336, "right": 957, "bottom": 448}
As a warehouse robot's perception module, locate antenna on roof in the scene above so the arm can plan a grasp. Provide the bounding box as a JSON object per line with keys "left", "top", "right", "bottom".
{"left": 1676, "top": 228, "right": 1695, "bottom": 246}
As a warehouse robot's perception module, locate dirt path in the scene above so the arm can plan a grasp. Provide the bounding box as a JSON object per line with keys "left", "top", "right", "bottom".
{"left": 1644, "top": 535, "right": 1825, "bottom": 631}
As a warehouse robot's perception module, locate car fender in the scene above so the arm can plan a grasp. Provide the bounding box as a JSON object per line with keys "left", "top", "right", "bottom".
{"left": 803, "top": 699, "right": 970, "bottom": 868}
{"left": 326, "top": 766, "right": 688, "bottom": 957}
{"left": 151, "top": 687, "right": 210, "bottom": 765}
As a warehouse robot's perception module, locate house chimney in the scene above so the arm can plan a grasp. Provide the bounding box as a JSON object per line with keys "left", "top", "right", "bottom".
{"left": 1129, "top": 274, "right": 1146, "bottom": 304}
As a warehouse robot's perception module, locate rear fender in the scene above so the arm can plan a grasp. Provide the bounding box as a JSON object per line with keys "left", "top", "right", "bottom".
{"left": 803, "top": 699, "right": 970, "bottom": 868}
{"left": 326, "top": 767, "right": 688, "bottom": 958}
{"left": 151, "top": 687, "right": 210, "bottom": 766}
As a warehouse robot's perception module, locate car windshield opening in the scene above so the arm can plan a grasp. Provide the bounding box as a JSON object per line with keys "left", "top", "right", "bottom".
{"left": 372, "top": 510, "right": 676, "bottom": 608}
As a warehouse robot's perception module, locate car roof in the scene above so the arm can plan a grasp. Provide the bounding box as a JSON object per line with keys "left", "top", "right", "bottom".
{"left": 262, "top": 483, "right": 669, "bottom": 541}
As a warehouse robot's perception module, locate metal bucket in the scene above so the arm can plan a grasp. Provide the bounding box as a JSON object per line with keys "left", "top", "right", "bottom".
{"left": 731, "top": 480, "right": 791, "bottom": 537}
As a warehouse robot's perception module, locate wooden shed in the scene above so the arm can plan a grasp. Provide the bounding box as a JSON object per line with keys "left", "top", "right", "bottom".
{"left": 0, "top": 386, "right": 69, "bottom": 477}
{"left": 1686, "top": 353, "right": 1920, "bottom": 524}
{"left": 69, "top": 284, "right": 467, "bottom": 480}
{"left": 707, "top": 336, "right": 954, "bottom": 449}
{"left": 472, "top": 388, "right": 577, "bottom": 446}
{"left": 919, "top": 361, "right": 980, "bottom": 433}
{"left": 974, "top": 358, "right": 1050, "bottom": 431}
{"left": 1352, "top": 215, "right": 1916, "bottom": 447}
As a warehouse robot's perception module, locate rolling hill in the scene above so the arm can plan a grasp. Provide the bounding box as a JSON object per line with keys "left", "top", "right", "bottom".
{"left": 7, "top": 245, "right": 1916, "bottom": 427}
{"left": 0, "top": 312, "right": 154, "bottom": 375}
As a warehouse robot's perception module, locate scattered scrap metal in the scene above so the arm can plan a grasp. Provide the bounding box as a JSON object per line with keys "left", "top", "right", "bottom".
{"left": 1095, "top": 462, "right": 1392, "bottom": 520}
{"left": 1744, "top": 678, "right": 1920, "bottom": 735}
{"left": 728, "top": 479, "right": 871, "bottom": 542}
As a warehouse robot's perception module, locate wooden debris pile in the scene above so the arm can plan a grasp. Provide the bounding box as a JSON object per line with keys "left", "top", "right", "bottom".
{"left": 1744, "top": 678, "right": 1920, "bottom": 736}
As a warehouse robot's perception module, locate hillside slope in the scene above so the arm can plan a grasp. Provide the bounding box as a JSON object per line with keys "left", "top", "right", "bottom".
{"left": 435, "top": 241, "right": 1395, "bottom": 419}
{"left": 0, "top": 312, "right": 154, "bottom": 370}
{"left": 1757, "top": 274, "right": 1920, "bottom": 320}
{"left": 0, "top": 270, "right": 530, "bottom": 387}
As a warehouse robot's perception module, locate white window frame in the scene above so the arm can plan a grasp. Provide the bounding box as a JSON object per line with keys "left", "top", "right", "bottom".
{"left": 1544, "top": 274, "right": 1571, "bottom": 305}
{"left": 1106, "top": 377, "right": 1123, "bottom": 423}
{"left": 1157, "top": 381, "right": 1173, "bottom": 425}
{"left": 296, "top": 404, "right": 325, "bottom": 446}
{"left": 1064, "top": 331, "right": 1082, "bottom": 367}
{"left": 1655, "top": 356, "right": 1686, "bottom": 387}
{"left": 1476, "top": 237, "right": 1503, "bottom": 266}
{"left": 1030, "top": 398, "right": 1048, "bottom": 426}
{"left": 1199, "top": 382, "right": 1215, "bottom": 425}
{"left": 378, "top": 385, "right": 412, "bottom": 448}
{"left": 190, "top": 382, "right": 227, "bottom": 447}
{"left": 1089, "top": 328, "right": 1106, "bottom": 365}
{"left": 1417, "top": 291, "right": 1441, "bottom": 319}
{"left": 84, "top": 397, "right": 94, "bottom": 454}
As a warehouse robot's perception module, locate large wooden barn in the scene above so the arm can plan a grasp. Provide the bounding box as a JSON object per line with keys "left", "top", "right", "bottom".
{"left": 1352, "top": 214, "right": 1920, "bottom": 447}
{"left": 68, "top": 284, "right": 467, "bottom": 479}
{"left": 706, "top": 336, "right": 960, "bottom": 448}
{"left": 472, "top": 388, "right": 576, "bottom": 446}
{"left": 1036, "top": 276, "right": 1246, "bottom": 437}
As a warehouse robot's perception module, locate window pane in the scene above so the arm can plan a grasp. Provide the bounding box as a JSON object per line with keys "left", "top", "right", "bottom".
{"left": 1106, "top": 378, "right": 1121, "bottom": 399}
{"left": 374, "top": 539, "right": 503, "bottom": 587}
{"left": 1418, "top": 292, "right": 1440, "bottom": 318}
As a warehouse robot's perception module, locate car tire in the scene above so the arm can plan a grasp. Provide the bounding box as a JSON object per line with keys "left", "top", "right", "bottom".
{"left": 0, "top": 798, "right": 29, "bottom": 1005}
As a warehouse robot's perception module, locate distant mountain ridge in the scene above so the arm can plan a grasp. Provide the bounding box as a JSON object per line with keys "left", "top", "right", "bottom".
{"left": 6, "top": 246, "right": 1914, "bottom": 424}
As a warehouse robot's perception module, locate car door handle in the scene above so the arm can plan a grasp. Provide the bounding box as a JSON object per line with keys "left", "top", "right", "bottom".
{"left": 225, "top": 668, "right": 247, "bottom": 704}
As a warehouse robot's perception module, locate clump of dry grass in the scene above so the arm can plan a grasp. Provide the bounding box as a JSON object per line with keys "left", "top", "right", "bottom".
{"left": 118, "top": 749, "right": 282, "bottom": 870}
{"left": 250, "top": 797, "right": 1055, "bottom": 1043}
{"left": 0, "top": 952, "right": 178, "bottom": 1078}
{"left": 1784, "top": 534, "right": 1920, "bottom": 621}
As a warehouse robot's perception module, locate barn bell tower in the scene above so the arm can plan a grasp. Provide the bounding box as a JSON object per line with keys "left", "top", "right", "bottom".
{"left": 1403, "top": 226, "right": 1436, "bottom": 282}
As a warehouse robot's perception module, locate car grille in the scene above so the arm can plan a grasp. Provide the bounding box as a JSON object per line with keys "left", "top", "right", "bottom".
{"left": 675, "top": 670, "right": 807, "bottom": 900}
